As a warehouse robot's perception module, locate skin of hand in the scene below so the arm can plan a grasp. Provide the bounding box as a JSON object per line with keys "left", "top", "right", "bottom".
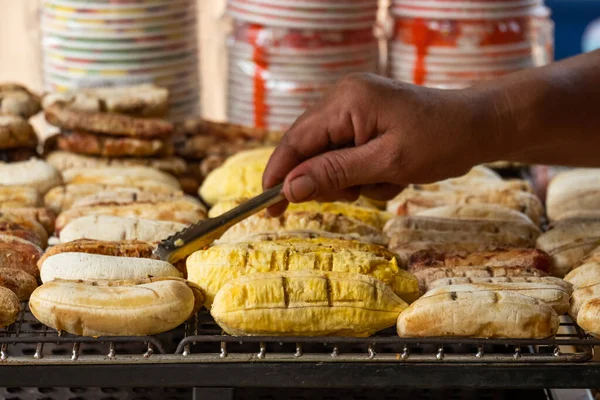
{"left": 263, "top": 49, "right": 600, "bottom": 216}
{"left": 262, "top": 73, "right": 503, "bottom": 216}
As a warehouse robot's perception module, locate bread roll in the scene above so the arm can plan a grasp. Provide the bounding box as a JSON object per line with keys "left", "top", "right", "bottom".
{"left": 42, "top": 84, "right": 168, "bottom": 117}
{"left": 576, "top": 298, "right": 600, "bottom": 336}
{"left": 569, "top": 283, "right": 600, "bottom": 320}
{"left": 0, "top": 159, "right": 63, "bottom": 195}
{"left": 414, "top": 178, "right": 533, "bottom": 194}
{"left": 423, "top": 283, "right": 569, "bottom": 315}
{"left": 397, "top": 290, "right": 559, "bottom": 338}
{"left": 412, "top": 265, "right": 546, "bottom": 294}
{"left": 0, "top": 286, "right": 20, "bottom": 327}
{"left": 55, "top": 198, "right": 206, "bottom": 232}
{"left": 0, "top": 84, "right": 41, "bottom": 119}
{"left": 209, "top": 199, "right": 391, "bottom": 230}
{"left": 39, "top": 252, "right": 182, "bottom": 283}
{"left": 546, "top": 169, "right": 600, "bottom": 222}
{"left": 428, "top": 276, "right": 573, "bottom": 294}
{"left": 564, "top": 262, "right": 600, "bottom": 289}
{"left": 211, "top": 271, "right": 408, "bottom": 337}
{"left": 0, "top": 207, "right": 56, "bottom": 234}
{"left": 0, "top": 235, "right": 43, "bottom": 278}
{"left": 387, "top": 189, "right": 544, "bottom": 226}
{"left": 0, "top": 186, "right": 40, "bottom": 208}
{"left": 29, "top": 277, "right": 201, "bottom": 336}
{"left": 71, "top": 190, "right": 187, "bottom": 209}
{"left": 536, "top": 219, "right": 600, "bottom": 277}
{"left": 0, "top": 114, "right": 37, "bottom": 149}
{"left": 416, "top": 204, "right": 536, "bottom": 226}
{"left": 44, "top": 102, "right": 173, "bottom": 138}
{"left": 55, "top": 131, "right": 174, "bottom": 158}
{"left": 62, "top": 166, "right": 180, "bottom": 189}
{"left": 385, "top": 217, "right": 540, "bottom": 264}
{"left": 214, "top": 211, "right": 387, "bottom": 246}
{"left": 385, "top": 216, "right": 540, "bottom": 245}
{"left": 187, "top": 238, "right": 418, "bottom": 306}
{"left": 59, "top": 215, "right": 186, "bottom": 243}
{"left": 0, "top": 211, "right": 48, "bottom": 247}
{"left": 46, "top": 151, "right": 186, "bottom": 176}
{"left": 44, "top": 183, "right": 181, "bottom": 213}
{"left": 409, "top": 249, "right": 551, "bottom": 274}
{"left": 0, "top": 268, "right": 37, "bottom": 301}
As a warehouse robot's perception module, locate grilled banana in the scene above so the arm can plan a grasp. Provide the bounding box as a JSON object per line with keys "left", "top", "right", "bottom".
{"left": 211, "top": 270, "right": 408, "bottom": 337}
{"left": 187, "top": 238, "right": 419, "bottom": 306}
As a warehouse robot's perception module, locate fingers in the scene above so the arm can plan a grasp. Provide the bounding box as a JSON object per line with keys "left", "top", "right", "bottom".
{"left": 282, "top": 139, "right": 388, "bottom": 203}
{"left": 266, "top": 199, "right": 289, "bottom": 218}
{"left": 263, "top": 74, "right": 381, "bottom": 192}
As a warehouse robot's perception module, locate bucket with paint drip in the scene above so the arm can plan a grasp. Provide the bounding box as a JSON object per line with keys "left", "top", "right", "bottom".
{"left": 388, "top": 0, "right": 552, "bottom": 88}
{"left": 226, "top": 0, "right": 380, "bottom": 130}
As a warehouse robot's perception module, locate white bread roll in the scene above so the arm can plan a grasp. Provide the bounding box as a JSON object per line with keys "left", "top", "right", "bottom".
{"left": 0, "top": 159, "right": 63, "bottom": 195}
{"left": 59, "top": 215, "right": 186, "bottom": 243}
{"left": 39, "top": 252, "right": 182, "bottom": 283}
{"left": 62, "top": 166, "right": 180, "bottom": 189}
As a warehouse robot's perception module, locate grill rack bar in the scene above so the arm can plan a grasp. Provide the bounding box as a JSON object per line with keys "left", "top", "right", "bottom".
{"left": 173, "top": 314, "right": 598, "bottom": 364}
{"left": 0, "top": 307, "right": 597, "bottom": 364}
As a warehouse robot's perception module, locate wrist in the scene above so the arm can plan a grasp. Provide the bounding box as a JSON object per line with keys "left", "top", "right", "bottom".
{"left": 461, "top": 83, "right": 522, "bottom": 165}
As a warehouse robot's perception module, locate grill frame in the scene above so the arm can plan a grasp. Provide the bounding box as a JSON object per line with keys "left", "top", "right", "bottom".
{"left": 0, "top": 305, "right": 600, "bottom": 388}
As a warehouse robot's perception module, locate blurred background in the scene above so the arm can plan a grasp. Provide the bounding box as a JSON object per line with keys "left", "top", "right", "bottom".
{"left": 0, "top": 0, "right": 598, "bottom": 123}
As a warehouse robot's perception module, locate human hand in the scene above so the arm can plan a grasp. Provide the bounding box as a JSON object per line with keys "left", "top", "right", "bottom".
{"left": 262, "top": 73, "right": 503, "bottom": 216}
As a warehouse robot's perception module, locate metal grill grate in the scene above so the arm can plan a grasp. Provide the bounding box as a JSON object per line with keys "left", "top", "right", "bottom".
{"left": 0, "top": 305, "right": 598, "bottom": 364}
{"left": 0, "top": 303, "right": 169, "bottom": 364}
{"left": 173, "top": 312, "right": 598, "bottom": 364}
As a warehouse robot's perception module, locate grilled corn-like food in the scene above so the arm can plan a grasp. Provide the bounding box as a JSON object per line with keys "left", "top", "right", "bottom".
{"left": 187, "top": 238, "right": 419, "bottom": 306}
{"left": 29, "top": 277, "right": 203, "bottom": 337}
{"left": 199, "top": 147, "right": 274, "bottom": 205}
{"left": 211, "top": 270, "right": 408, "bottom": 337}
{"left": 209, "top": 200, "right": 391, "bottom": 230}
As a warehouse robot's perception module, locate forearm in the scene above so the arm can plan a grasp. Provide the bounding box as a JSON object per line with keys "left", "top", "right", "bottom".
{"left": 473, "top": 49, "right": 600, "bottom": 166}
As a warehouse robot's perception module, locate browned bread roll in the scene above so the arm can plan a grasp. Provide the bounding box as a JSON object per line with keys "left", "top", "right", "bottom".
{"left": 45, "top": 151, "right": 186, "bottom": 176}
{"left": 0, "top": 286, "right": 20, "bottom": 327}
{"left": 0, "top": 115, "right": 38, "bottom": 150}
{"left": 0, "top": 235, "right": 43, "bottom": 278}
{"left": 44, "top": 102, "right": 173, "bottom": 139}
{"left": 54, "top": 130, "right": 174, "bottom": 157}
{"left": 0, "top": 268, "right": 37, "bottom": 301}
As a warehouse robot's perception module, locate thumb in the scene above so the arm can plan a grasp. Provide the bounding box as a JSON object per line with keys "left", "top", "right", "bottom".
{"left": 283, "top": 143, "right": 386, "bottom": 203}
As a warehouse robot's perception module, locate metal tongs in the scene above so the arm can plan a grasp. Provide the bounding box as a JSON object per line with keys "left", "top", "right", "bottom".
{"left": 153, "top": 183, "right": 285, "bottom": 264}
